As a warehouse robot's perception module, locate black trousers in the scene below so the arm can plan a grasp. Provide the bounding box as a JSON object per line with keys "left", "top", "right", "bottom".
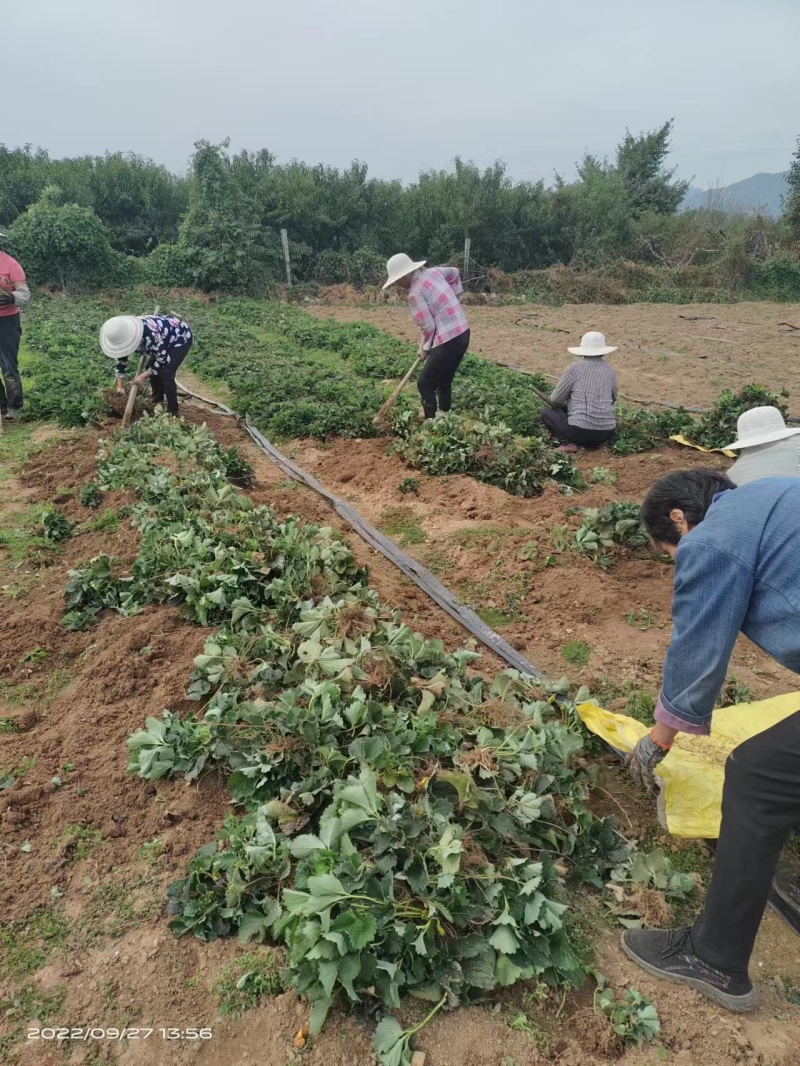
{"left": 692, "top": 710, "right": 800, "bottom": 975}
{"left": 417, "top": 330, "right": 470, "bottom": 419}
{"left": 540, "top": 406, "right": 615, "bottom": 446}
{"left": 150, "top": 341, "right": 192, "bottom": 416}
{"left": 0, "top": 314, "right": 23, "bottom": 412}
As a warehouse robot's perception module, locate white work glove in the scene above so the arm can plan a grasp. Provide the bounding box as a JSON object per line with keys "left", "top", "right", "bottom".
{"left": 626, "top": 731, "right": 670, "bottom": 792}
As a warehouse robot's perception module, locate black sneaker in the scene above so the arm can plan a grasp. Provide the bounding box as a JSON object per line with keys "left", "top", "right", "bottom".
{"left": 621, "top": 927, "right": 756, "bottom": 1012}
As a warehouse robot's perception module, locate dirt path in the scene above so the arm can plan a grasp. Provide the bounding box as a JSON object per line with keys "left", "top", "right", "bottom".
{"left": 310, "top": 301, "right": 800, "bottom": 412}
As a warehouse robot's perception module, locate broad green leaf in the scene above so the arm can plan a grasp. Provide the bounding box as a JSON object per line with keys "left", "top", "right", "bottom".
{"left": 488, "top": 925, "right": 520, "bottom": 954}
{"left": 308, "top": 995, "right": 332, "bottom": 1036}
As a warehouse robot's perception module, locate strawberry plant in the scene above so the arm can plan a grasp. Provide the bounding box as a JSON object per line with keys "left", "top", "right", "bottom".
{"left": 79, "top": 481, "right": 103, "bottom": 509}
{"left": 571, "top": 502, "right": 649, "bottom": 566}
{"left": 611, "top": 404, "right": 694, "bottom": 455}
{"left": 65, "top": 413, "right": 636, "bottom": 1064}
{"left": 691, "top": 383, "right": 790, "bottom": 449}
{"left": 593, "top": 976, "right": 660, "bottom": 1048}
{"left": 392, "top": 411, "right": 581, "bottom": 497}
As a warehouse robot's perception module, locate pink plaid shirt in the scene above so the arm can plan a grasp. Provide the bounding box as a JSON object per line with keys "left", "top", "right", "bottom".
{"left": 407, "top": 267, "right": 469, "bottom": 351}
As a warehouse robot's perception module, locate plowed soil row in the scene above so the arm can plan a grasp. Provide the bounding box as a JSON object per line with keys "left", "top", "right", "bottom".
{"left": 0, "top": 401, "right": 798, "bottom": 1066}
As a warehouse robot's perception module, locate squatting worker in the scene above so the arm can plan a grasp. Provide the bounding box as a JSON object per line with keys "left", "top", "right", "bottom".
{"left": 623, "top": 469, "right": 800, "bottom": 1013}
{"left": 724, "top": 406, "right": 800, "bottom": 486}
{"left": 0, "top": 230, "right": 31, "bottom": 420}
{"left": 541, "top": 331, "right": 617, "bottom": 453}
{"left": 383, "top": 253, "right": 470, "bottom": 421}
{"left": 99, "top": 313, "right": 193, "bottom": 416}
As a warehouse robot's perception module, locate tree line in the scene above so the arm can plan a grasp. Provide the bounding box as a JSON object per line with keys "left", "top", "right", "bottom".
{"left": 1, "top": 123, "right": 798, "bottom": 294}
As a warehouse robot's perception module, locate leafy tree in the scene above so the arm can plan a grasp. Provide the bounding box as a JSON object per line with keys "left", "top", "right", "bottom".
{"left": 552, "top": 158, "right": 635, "bottom": 265}
{"left": 785, "top": 135, "right": 800, "bottom": 239}
{"left": 178, "top": 141, "right": 282, "bottom": 293}
{"left": 8, "top": 185, "right": 135, "bottom": 288}
{"left": 615, "top": 120, "right": 689, "bottom": 216}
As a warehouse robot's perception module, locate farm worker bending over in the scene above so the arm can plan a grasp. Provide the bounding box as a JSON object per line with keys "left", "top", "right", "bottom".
{"left": 0, "top": 230, "right": 31, "bottom": 420}
{"left": 724, "top": 406, "right": 800, "bottom": 486}
{"left": 624, "top": 469, "right": 800, "bottom": 1013}
{"left": 99, "top": 314, "right": 193, "bottom": 416}
{"left": 383, "top": 253, "right": 470, "bottom": 421}
{"left": 541, "top": 332, "right": 617, "bottom": 453}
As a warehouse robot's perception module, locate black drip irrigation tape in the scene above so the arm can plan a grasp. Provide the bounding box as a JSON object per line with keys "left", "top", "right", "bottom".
{"left": 176, "top": 380, "right": 543, "bottom": 678}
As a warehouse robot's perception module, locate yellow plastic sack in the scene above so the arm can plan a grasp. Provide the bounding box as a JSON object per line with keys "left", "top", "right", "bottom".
{"left": 577, "top": 694, "right": 800, "bottom": 838}
{"left": 669, "top": 434, "right": 735, "bottom": 458}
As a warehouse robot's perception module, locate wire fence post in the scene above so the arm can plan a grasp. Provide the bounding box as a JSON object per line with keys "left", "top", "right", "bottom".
{"left": 463, "top": 235, "right": 471, "bottom": 289}
{"left": 280, "top": 228, "right": 292, "bottom": 287}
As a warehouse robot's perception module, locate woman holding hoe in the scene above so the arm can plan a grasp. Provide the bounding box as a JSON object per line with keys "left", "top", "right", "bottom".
{"left": 100, "top": 312, "right": 193, "bottom": 416}
{"left": 383, "top": 253, "right": 470, "bottom": 421}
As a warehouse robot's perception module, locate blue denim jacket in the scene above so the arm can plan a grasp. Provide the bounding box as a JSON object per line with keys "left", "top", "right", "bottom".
{"left": 655, "top": 478, "right": 800, "bottom": 734}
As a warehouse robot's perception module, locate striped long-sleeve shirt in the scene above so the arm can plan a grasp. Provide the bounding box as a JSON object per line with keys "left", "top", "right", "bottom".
{"left": 549, "top": 358, "right": 618, "bottom": 431}
{"left": 407, "top": 267, "right": 469, "bottom": 351}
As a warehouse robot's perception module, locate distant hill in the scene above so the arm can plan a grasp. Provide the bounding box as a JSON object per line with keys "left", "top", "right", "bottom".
{"left": 681, "top": 172, "right": 789, "bottom": 217}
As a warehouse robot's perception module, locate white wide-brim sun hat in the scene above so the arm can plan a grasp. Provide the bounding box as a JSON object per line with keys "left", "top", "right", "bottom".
{"left": 383, "top": 253, "right": 426, "bottom": 290}
{"left": 99, "top": 315, "right": 145, "bottom": 359}
{"left": 568, "top": 331, "right": 618, "bottom": 357}
{"left": 724, "top": 406, "right": 800, "bottom": 450}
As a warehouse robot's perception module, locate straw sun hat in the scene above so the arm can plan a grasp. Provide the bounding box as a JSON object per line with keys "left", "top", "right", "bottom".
{"left": 568, "top": 331, "right": 618, "bottom": 357}
{"left": 99, "top": 315, "right": 145, "bottom": 359}
{"left": 383, "top": 253, "right": 426, "bottom": 290}
{"left": 724, "top": 406, "right": 800, "bottom": 450}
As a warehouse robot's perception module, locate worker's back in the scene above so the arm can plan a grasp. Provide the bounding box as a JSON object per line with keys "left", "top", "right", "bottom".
{"left": 678, "top": 477, "right": 800, "bottom": 673}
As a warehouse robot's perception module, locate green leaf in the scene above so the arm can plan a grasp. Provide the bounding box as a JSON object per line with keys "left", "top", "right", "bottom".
{"left": 307, "top": 874, "right": 347, "bottom": 909}
{"left": 488, "top": 925, "right": 520, "bottom": 954}
{"left": 290, "top": 834, "right": 326, "bottom": 858}
{"left": 494, "top": 954, "right": 523, "bottom": 986}
{"left": 339, "top": 912, "right": 377, "bottom": 951}
{"left": 373, "top": 1016, "right": 409, "bottom": 1066}
{"left": 308, "top": 995, "right": 332, "bottom": 1037}
{"left": 317, "top": 960, "right": 339, "bottom": 998}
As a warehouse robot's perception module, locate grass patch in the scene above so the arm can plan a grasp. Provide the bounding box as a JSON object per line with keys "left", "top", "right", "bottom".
{"left": 137, "top": 837, "right": 166, "bottom": 868}
{"left": 53, "top": 824, "right": 103, "bottom": 863}
{"left": 0, "top": 983, "right": 67, "bottom": 1056}
{"left": 0, "top": 667, "right": 74, "bottom": 709}
{"left": 0, "top": 423, "right": 41, "bottom": 488}
{"left": 81, "top": 507, "right": 121, "bottom": 534}
{"left": 591, "top": 679, "right": 657, "bottom": 725}
{"left": 380, "top": 506, "right": 427, "bottom": 545}
{"left": 624, "top": 609, "right": 656, "bottom": 631}
{"left": 449, "top": 523, "right": 517, "bottom": 546}
{"left": 718, "top": 676, "right": 754, "bottom": 707}
{"left": 80, "top": 874, "right": 162, "bottom": 943}
{"left": 0, "top": 755, "right": 36, "bottom": 789}
{"left": 0, "top": 907, "right": 70, "bottom": 979}
{"left": 478, "top": 606, "right": 523, "bottom": 628}
{"left": 562, "top": 640, "right": 592, "bottom": 667}
{"left": 213, "top": 951, "right": 284, "bottom": 1017}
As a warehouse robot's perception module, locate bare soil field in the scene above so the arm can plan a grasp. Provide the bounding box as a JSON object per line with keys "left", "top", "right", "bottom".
{"left": 311, "top": 301, "right": 800, "bottom": 411}
{"left": 3, "top": 300, "right": 800, "bottom": 1066}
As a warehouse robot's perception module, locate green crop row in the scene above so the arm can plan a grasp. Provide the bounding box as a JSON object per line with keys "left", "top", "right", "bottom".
{"left": 61, "top": 412, "right": 636, "bottom": 1064}
{"left": 19, "top": 294, "right": 790, "bottom": 465}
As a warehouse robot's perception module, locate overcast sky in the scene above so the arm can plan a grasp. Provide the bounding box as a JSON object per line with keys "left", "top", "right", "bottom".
{"left": 8, "top": 0, "right": 799, "bottom": 188}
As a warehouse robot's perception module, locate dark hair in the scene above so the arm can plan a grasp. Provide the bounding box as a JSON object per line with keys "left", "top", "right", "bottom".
{"left": 641, "top": 468, "right": 735, "bottom": 546}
